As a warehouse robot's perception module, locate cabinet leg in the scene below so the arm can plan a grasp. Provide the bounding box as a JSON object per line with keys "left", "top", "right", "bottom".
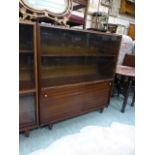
{"left": 48, "top": 124, "right": 53, "bottom": 130}
{"left": 25, "top": 130, "right": 30, "bottom": 137}
{"left": 99, "top": 108, "right": 104, "bottom": 113}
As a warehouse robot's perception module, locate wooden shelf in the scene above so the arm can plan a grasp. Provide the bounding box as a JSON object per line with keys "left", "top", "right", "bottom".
{"left": 41, "top": 53, "right": 115, "bottom": 57}
{"left": 19, "top": 88, "right": 36, "bottom": 95}
{"left": 19, "top": 49, "right": 33, "bottom": 53}
{"left": 41, "top": 78, "right": 113, "bottom": 90}
{"left": 40, "top": 45, "right": 118, "bottom": 56}
{"left": 41, "top": 74, "right": 113, "bottom": 88}
{"left": 19, "top": 69, "right": 34, "bottom": 83}
{"left": 20, "top": 64, "right": 33, "bottom": 69}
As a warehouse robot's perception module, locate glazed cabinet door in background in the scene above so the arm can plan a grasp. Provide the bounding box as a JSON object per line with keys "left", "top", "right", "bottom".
{"left": 19, "top": 21, "right": 38, "bottom": 132}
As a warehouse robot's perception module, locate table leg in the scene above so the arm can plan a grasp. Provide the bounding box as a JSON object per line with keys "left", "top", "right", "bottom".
{"left": 121, "top": 77, "right": 132, "bottom": 113}
{"left": 131, "top": 91, "right": 135, "bottom": 107}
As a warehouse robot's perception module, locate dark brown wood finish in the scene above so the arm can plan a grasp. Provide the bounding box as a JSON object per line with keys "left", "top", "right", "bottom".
{"left": 19, "top": 21, "right": 121, "bottom": 134}
{"left": 123, "top": 53, "right": 135, "bottom": 67}
{"left": 19, "top": 20, "right": 39, "bottom": 134}
{"left": 38, "top": 24, "right": 121, "bottom": 126}
{"left": 40, "top": 81, "right": 111, "bottom": 125}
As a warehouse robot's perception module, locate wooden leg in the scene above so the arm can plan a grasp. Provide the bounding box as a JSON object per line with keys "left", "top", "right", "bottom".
{"left": 25, "top": 130, "right": 30, "bottom": 137}
{"left": 48, "top": 124, "right": 53, "bottom": 130}
{"left": 121, "top": 77, "right": 132, "bottom": 113}
{"left": 116, "top": 77, "right": 120, "bottom": 96}
{"left": 106, "top": 82, "right": 113, "bottom": 107}
{"left": 99, "top": 108, "right": 104, "bottom": 113}
{"left": 119, "top": 76, "right": 125, "bottom": 95}
{"left": 131, "top": 91, "right": 135, "bottom": 107}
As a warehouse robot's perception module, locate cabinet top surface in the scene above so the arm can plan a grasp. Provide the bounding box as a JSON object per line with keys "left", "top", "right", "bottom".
{"left": 39, "top": 24, "right": 122, "bottom": 38}
{"left": 19, "top": 21, "right": 122, "bottom": 38}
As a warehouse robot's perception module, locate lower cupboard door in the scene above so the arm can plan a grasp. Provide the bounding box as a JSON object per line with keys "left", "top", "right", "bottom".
{"left": 82, "top": 90, "right": 109, "bottom": 111}
{"left": 40, "top": 92, "right": 83, "bottom": 124}
{"left": 81, "top": 81, "right": 110, "bottom": 111}
{"left": 40, "top": 81, "right": 111, "bottom": 125}
{"left": 19, "top": 93, "right": 36, "bottom": 129}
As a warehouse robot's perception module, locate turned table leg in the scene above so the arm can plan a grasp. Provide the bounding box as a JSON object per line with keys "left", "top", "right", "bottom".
{"left": 131, "top": 91, "right": 135, "bottom": 107}
{"left": 121, "top": 77, "right": 132, "bottom": 113}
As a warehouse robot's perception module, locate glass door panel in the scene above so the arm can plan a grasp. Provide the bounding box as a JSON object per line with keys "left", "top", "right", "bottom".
{"left": 40, "top": 27, "right": 88, "bottom": 56}
{"left": 88, "top": 33, "right": 121, "bottom": 55}
{"left": 19, "top": 23, "right": 35, "bottom": 91}
{"left": 41, "top": 56, "right": 116, "bottom": 88}
{"left": 19, "top": 53, "right": 35, "bottom": 90}
{"left": 19, "top": 93, "right": 36, "bottom": 127}
{"left": 19, "top": 24, "right": 33, "bottom": 51}
{"left": 40, "top": 27, "right": 121, "bottom": 56}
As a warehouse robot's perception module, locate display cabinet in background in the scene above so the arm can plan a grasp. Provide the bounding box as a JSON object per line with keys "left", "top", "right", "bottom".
{"left": 19, "top": 21, "right": 38, "bottom": 136}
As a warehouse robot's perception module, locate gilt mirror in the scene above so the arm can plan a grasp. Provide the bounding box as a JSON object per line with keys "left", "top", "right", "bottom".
{"left": 19, "top": 0, "right": 72, "bottom": 25}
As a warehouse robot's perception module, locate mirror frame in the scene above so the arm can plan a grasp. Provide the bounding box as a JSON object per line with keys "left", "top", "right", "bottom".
{"left": 19, "top": 0, "right": 72, "bottom": 25}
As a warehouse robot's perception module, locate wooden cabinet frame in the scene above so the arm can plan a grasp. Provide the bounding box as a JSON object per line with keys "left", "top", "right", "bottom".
{"left": 37, "top": 24, "right": 122, "bottom": 127}
{"left": 19, "top": 21, "right": 121, "bottom": 135}
{"left": 19, "top": 20, "right": 39, "bottom": 136}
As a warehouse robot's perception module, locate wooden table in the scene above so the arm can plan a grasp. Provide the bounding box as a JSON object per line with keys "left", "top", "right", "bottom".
{"left": 116, "top": 65, "right": 135, "bottom": 113}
